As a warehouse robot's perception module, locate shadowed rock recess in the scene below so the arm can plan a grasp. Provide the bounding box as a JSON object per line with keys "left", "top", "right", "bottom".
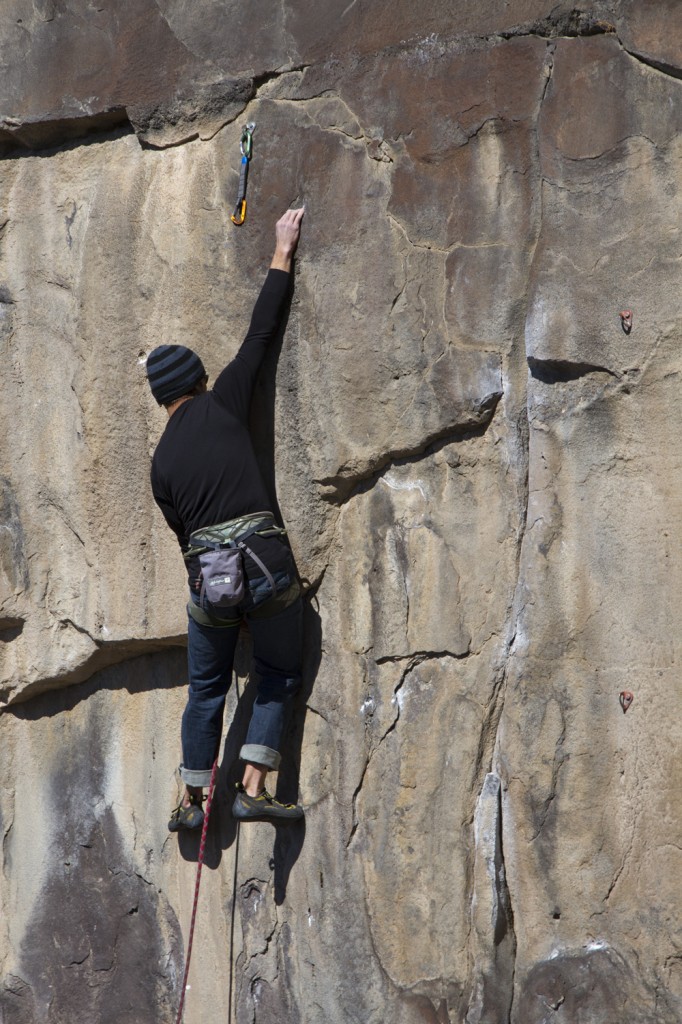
{"left": 0, "top": 1, "right": 681, "bottom": 1021}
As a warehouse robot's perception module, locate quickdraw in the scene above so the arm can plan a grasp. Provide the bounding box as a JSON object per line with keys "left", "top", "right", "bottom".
{"left": 174, "top": 758, "right": 219, "bottom": 1024}
{"left": 620, "top": 310, "right": 633, "bottom": 335}
{"left": 619, "top": 690, "right": 634, "bottom": 714}
{"left": 231, "top": 122, "right": 256, "bottom": 226}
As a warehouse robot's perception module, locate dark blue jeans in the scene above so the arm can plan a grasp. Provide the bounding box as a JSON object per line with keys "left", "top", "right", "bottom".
{"left": 180, "top": 593, "right": 303, "bottom": 787}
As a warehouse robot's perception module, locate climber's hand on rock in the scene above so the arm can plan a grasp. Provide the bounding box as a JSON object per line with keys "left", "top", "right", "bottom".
{"left": 271, "top": 207, "right": 305, "bottom": 272}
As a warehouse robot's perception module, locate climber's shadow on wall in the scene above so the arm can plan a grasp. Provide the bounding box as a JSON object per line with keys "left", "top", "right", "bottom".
{"left": 178, "top": 267, "right": 322, "bottom": 901}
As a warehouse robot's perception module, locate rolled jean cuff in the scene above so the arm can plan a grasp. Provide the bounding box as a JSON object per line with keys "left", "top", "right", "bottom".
{"left": 179, "top": 764, "right": 215, "bottom": 788}
{"left": 240, "top": 744, "right": 281, "bottom": 771}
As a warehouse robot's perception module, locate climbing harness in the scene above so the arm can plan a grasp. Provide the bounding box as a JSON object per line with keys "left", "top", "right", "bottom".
{"left": 184, "top": 511, "right": 298, "bottom": 624}
{"left": 183, "top": 511, "right": 286, "bottom": 562}
{"left": 174, "top": 757, "right": 219, "bottom": 1024}
{"left": 231, "top": 122, "right": 256, "bottom": 226}
{"left": 619, "top": 690, "right": 634, "bottom": 714}
{"left": 620, "top": 310, "right": 633, "bottom": 335}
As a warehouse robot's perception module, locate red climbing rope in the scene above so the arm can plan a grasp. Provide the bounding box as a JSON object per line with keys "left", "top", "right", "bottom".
{"left": 174, "top": 758, "right": 219, "bottom": 1024}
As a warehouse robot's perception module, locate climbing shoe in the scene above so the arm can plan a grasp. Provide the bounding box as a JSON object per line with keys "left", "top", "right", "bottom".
{"left": 168, "top": 796, "right": 204, "bottom": 832}
{"left": 232, "top": 782, "right": 304, "bottom": 822}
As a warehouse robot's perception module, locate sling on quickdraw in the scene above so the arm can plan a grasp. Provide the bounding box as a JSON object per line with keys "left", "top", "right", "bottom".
{"left": 231, "top": 122, "right": 255, "bottom": 226}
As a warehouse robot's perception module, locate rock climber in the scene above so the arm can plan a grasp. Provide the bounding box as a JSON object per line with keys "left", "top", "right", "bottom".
{"left": 146, "top": 207, "right": 305, "bottom": 830}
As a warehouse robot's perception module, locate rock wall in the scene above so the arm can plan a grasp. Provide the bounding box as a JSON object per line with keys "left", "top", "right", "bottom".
{"left": 1, "top": 2, "right": 681, "bottom": 1022}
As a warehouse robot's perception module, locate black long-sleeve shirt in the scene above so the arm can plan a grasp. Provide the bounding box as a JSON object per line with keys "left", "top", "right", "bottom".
{"left": 151, "top": 268, "right": 291, "bottom": 584}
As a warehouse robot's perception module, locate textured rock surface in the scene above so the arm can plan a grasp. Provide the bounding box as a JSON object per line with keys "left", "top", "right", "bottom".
{"left": 1, "top": 2, "right": 681, "bottom": 1022}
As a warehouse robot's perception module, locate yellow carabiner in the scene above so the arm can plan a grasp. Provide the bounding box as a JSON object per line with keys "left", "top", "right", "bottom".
{"left": 231, "top": 199, "right": 247, "bottom": 226}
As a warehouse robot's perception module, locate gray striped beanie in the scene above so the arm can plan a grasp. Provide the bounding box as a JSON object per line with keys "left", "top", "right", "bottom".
{"left": 146, "top": 345, "right": 206, "bottom": 405}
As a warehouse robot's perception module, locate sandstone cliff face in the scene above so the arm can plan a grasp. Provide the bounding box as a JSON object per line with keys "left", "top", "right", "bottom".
{"left": 1, "top": 2, "right": 681, "bottom": 1022}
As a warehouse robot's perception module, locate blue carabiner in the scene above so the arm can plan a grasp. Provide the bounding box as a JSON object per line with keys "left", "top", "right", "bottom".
{"left": 232, "top": 123, "right": 255, "bottom": 226}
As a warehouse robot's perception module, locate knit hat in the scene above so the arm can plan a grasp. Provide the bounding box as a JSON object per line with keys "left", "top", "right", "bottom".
{"left": 146, "top": 345, "right": 206, "bottom": 405}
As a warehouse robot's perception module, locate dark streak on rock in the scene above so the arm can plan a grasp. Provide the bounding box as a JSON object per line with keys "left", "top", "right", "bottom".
{"left": 527, "top": 357, "right": 619, "bottom": 384}
{"left": 0, "top": 478, "right": 29, "bottom": 596}
{"left": 0, "top": 975, "right": 36, "bottom": 1024}
{"left": 0, "top": 109, "right": 133, "bottom": 156}
{"left": 0, "top": 714, "right": 183, "bottom": 1021}
{"left": 516, "top": 946, "right": 663, "bottom": 1024}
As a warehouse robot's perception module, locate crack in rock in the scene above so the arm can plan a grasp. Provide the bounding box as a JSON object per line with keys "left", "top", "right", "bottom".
{"left": 315, "top": 392, "right": 503, "bottom": 504}
{"left": 467, "top": 773, "right": 516, "bottom": 1024}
